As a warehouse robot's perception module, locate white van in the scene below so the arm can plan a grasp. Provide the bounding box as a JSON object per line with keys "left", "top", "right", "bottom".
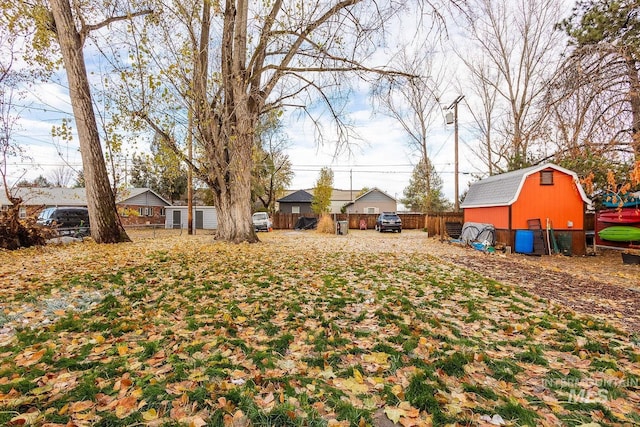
{"left": 252, "top": 212, "right": 272, "bottom": 232}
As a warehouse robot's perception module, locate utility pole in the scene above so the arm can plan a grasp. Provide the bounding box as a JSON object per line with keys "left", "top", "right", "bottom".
{"left": 446, "top": 95, "right": 464, "bottom": 211}
{"left": 187, "top": 109, "right": 193, "bottom": 235}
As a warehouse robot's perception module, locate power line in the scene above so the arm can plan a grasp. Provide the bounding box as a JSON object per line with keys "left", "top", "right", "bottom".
{"left": 7, "top": 163, "right": 83, "bottom": 167}
{"left": 291, "top": 167, "right": 474, "bottom": 175}
{"left": 293, "top": 164, "right": 415, "bottom": 167}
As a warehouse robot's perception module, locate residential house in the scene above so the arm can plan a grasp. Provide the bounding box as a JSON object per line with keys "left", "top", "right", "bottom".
{"left": 116, "top": 188, "right": 172, "bottom": 225}
{"left": 1, "top": 187, "right": 171, "bottom": 225}
{"left": 1, "top": 187, "right": 86, "bottom": 219}
{"left": 327, "top": 189, "right": 359, "bottom": 213}
{"left": 276, "top": 190, "right": 314, "bottom": 214}
{"left": 343, "top": 188, "right": 397, "bottom": 214}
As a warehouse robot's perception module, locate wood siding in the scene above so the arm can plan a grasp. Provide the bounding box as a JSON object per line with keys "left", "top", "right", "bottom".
{"left": 345, "top": 190, "right": 397, "bottom": 214}
{"left": 463, "top": 206, "right": 510, "bottom": 229}
{"left": 511, "top": 171, "right": 585, "bottom": 230}
{"left": 120, "top": 191, "right": 167, "bottom": 207}
{"left": 460, "top": 169, "right": 588, "bottom": 255}
{"left": 164, "top": 207, "right": 218, "bottom": 229}
{"left": 278, "top": 202, "right": 313, "bottom": 214}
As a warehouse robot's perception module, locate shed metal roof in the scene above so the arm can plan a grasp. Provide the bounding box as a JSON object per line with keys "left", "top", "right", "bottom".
{"left": 460, "top": 163, "right": 591, "bottom": 208}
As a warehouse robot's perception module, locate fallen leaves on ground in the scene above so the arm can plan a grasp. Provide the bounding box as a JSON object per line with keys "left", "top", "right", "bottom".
{"left": 0, "top": 230, "right": 639, "bottom": 426}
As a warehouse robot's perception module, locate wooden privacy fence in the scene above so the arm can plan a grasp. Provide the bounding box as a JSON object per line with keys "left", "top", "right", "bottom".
{"left": 424, "top": 212, "right": 464, "bottom": 237}
{"left": 271, "top": 212, "right": 463, "bottom": 235}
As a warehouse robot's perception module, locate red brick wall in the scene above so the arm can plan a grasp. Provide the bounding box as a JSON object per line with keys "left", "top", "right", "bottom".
{"left": 118, "top": 205, "right": 166, "bottom": 225}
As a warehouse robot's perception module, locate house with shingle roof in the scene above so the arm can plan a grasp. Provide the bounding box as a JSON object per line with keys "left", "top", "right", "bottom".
{"left": 277, "top": 188, "right": 394, "bottom": 214}
{"left": 342, "top": 187, "right": 397, "bottom": 214}
{"left": 276, "top": 189, "right": 314, "bottom": 214}
{"left": 1, "top": 187, "right": 172, "bottom": 225}
{"left": 461, "top": 163, "right": 591, "bottom": 255}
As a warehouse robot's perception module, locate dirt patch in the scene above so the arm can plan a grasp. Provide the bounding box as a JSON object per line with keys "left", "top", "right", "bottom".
{"left": 422, "top": 235, "right": 639, "bottom": 334}
{"left": 439, "top": 249, "right": 640, "bottom": 333}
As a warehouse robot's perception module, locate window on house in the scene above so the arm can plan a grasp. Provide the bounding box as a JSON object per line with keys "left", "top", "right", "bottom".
{"left": 292, "top": 206, "right": 300, "bottom": 214}
{"left": 365, "top": 207, "right": 378, "bottom": 214}
{"left": 137, "top": 207, "right": 153, "bottom": 216}
{"left": 19, "top": 207, "right": 27, "bottom": 218}
{"left": 160, "top": 208, "right": 165, "bottom": 217}
{"left": 540, "top": 170, "right": 554, "bottom": 185}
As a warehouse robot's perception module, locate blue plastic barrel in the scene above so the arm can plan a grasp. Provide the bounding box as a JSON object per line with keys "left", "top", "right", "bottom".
{"left": 515, "top": 230, "right": 534, "bottom": 254}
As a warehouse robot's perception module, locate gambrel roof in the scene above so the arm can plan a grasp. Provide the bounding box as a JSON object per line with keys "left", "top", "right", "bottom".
{"left": 460, "top": 163, "right": 591, "bottom": 208}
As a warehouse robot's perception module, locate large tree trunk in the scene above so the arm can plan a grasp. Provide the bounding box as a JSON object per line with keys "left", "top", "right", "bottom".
{"left": 49, "top": 0, "right": 129, "bottom": 243}
{"left": 212, "top": 141, "right": 258, "bottom": 243}
{"left": 190, "top": 0, "right": 258, "bottom": 243}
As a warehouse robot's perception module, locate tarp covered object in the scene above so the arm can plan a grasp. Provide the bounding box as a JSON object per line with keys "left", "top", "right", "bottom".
{"left": 294, "top": 216, "right": 318, "bottom": 230}
{"left": 460, "top": 222, "right": 495, "bottom": 246}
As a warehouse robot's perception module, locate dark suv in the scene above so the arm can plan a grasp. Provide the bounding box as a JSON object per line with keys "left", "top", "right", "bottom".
{"left": 375, "top": 212, "right": 402, "bottom": 233}
{"left": 37, "top": 207, "right": 90, "bottom": 236}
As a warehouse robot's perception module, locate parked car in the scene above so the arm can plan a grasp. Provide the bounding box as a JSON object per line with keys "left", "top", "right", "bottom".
{"left": 252, "top": 212, "right": 272, "bottom": 232}
{"left": 375, "top": 212, "right": 402, "bottom": 233}
{"left": 37, "top": 207, "right": 90, "bottom": 236}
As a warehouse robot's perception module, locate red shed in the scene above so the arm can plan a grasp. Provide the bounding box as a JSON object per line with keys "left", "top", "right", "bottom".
{"left": 460, "top": 163, "right": 592, "bottom": 255}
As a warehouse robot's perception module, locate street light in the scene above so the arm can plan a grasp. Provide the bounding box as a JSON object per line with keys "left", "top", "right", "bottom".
{"left": 446, "top": 95, "right": 464, "bottom": 211}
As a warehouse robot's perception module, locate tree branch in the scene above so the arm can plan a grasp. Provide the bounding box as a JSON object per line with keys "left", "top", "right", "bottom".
{"left": 80, "top": 9, "right": 154, "bottom": 44}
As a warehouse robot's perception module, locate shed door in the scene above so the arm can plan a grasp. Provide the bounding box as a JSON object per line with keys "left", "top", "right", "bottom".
{"left": 172, "top": 210, "right": 182, "bottom": 229}
{"left": 195, "top": 210, "right": 204, "bottom": 229}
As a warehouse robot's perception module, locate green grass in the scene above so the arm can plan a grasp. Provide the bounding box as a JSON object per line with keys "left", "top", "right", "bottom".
{"left": 405, "top": 373, "right": 449, "bottom": 425}
{"left": 495, "top": 400, "right": 539, "bottom": 426}
{"left": 0, "top": 234, "right": 638, "bottom": 426}
{"left": 434, "top": 351, "right": 472, "bottom": 377}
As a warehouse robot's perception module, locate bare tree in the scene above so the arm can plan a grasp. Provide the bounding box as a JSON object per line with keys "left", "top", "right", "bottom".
{"left": 456, "top": 52, "right": 504, "bottom": 175}
{"left": 252, "top": 116, "right": 293, "bottom": 213}
{"left": 546, "top": 49, "right": 630, "bottom": 157}
{"left": 552, "top": 0, "right": 640, "bottom": 162}
{"left": 455, "top": 0, "right": 566, "bottom": 172}
{"left": 48, "top": 165, "right": 75, "bottom": 187}
{"left": 0, "top": 27, "right": 29, "bottom": 206}
{"left": 116, "top": 0, "right": 466, "bottom": 243}
{"left": 0, "top": 28, "right": 48, "bottom": 249}
{"left": 372, "top": 39, "right": 451, "bottom": 209}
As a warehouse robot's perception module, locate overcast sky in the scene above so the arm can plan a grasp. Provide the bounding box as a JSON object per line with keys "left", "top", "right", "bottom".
{"left": 282, "top": 97, "right": 476, "bottom": 205}
{"left": 5, "top": 1, "right": 540, "bottom": 208}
